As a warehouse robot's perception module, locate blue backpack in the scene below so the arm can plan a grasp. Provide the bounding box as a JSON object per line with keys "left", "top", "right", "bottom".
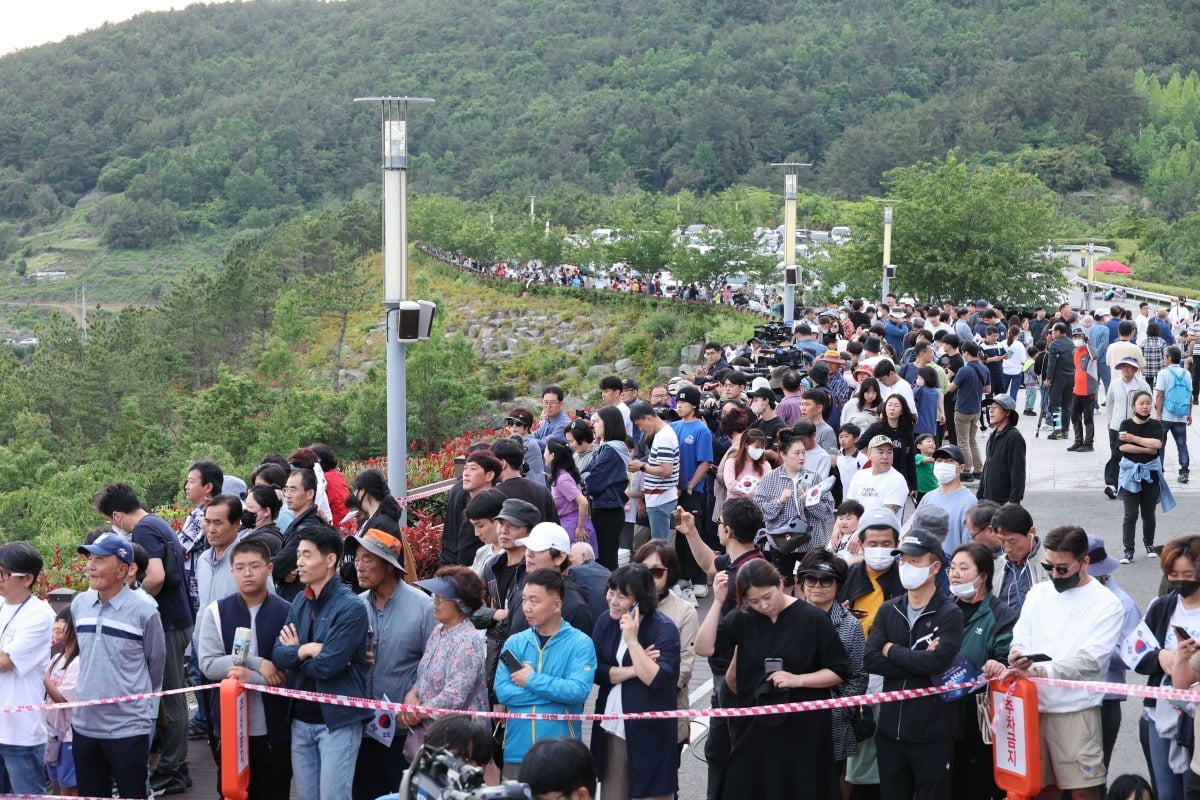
{"left": 1165, "top": 365, "right": 1192, "bottom": 417}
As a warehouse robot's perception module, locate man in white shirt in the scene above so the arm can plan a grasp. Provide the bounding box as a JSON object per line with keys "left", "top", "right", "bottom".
{"left": 628, "top": 402, "right": 680, "bottom": 541}
{"left": 985, "top": 525, "right": 1124, "bottom": 800}
{"left": 0, "top": 542, "right": 56, "bottom": 793}
{"left": 847, "top": 435, "right": 910, "bottom": 517}
{"left": 873, "top": 360, "right": 917, "bottom": 420}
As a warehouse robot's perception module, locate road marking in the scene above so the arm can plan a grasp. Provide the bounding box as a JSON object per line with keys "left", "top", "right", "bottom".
{"left": 689, "top": 678, "right": 713, "bottom": 707}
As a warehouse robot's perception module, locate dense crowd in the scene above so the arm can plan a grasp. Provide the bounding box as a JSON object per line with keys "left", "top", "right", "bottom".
{"left": 6, "top": 293, "right": 1200, "bottom": 800}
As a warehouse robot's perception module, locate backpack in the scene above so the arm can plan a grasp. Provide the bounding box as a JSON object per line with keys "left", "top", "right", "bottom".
{"left": 1165, "top": 365, "right": 1192, "bottom": 417}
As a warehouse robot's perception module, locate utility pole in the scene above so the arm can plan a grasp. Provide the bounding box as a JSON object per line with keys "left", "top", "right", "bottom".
{"left": 771, "top": 162, "right": 811, "bottom": 327}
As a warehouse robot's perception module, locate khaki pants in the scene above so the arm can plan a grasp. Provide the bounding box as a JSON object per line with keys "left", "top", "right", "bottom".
{"left": 953, "top": 412, "right": 982, "bottom": 473}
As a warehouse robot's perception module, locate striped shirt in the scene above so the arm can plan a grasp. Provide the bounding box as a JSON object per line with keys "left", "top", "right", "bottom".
{"left": 71, "top": 585, "right": 165, "bottom": 738}
{"left": 643, "top": 423, "right": 680, "bottom": 507}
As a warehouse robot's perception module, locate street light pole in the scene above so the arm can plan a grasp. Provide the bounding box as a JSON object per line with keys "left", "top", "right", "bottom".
{"left": 1085, "top": 237, "right": 1096, "bottom": 312}
{"left": 771, "top": 162, "right": 810, "bottom": 327}
{"left": 528, "top": 195, "right": 537, "bottom": 225}
{"left": 876, "top": 199, "right": 902, "bottom": 302}
{"left": 355, "top": 95, "right": 435, "bottom": 523}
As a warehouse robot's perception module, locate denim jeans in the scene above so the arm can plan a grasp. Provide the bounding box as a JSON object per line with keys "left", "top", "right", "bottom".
{"left": 646, "top": 498, "right": 677, "bottom": 542}
{"left": 1163, "top": 420, "right": 1191, "bottom": 474}
{"left": 1148, "top": 717, "right": 1185, "bottom": 800}
{"left": 1002, "top": 373, "right": 1022, "bottom": 400}
{"left": 0, "top": 743, "right": 46, "bottom": 794}
{"left": 291, "top": 720, "right": 363, "bottom": 800}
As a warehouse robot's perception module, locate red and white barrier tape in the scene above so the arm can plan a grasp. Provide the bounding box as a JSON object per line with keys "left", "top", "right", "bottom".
{"left": 397, "top": 482, "right": 452, "bottom": 508}
{"left": 1029, "top": 675, "right": 1200, "bottom": 703}
{"left": 0, "top": 683, "right": 220, "bottom": 715}
{"left": 241, "top": 680, "right": 986, "bottom": 721}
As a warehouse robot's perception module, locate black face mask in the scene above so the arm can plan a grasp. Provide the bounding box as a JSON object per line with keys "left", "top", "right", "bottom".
{"left": 1171, "top": 580, "right": 1200, "bottom": 598}
{"left": 1051, "top": 571, "right": 1082, "bottom": 593}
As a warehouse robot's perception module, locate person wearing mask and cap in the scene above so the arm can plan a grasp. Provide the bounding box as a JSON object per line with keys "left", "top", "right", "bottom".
{"left": 1082, "top": 534, "right": 1142, "bottom": 777}
{"left": 915, "top": 444, "right": 977, "bottom": 555}
{"left": 346, "top": 528, "right": 435, "bottom": 800}
{"left": 977, "top": 394, "right": 1026, "bottom": 505}
{"left": 984, "top": 526, "right": 1124, "bottom": 800}
{"left": 837, "top": 508, "right": 905, "bottom": 637}
{"left": 747, "top": 386, "right": 784, "bottom": 446}
{"left": 1105, "top": 356, "right": 1152, "bottom": 500}
{"left": 504, "top": 408, "right": 546, "bottom": 481}
{"left": 863, "top": 526, "right": 963, "bottom": 800}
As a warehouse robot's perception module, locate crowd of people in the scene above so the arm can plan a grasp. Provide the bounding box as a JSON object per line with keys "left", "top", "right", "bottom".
{"left": 5, "top": 292, "right": 1200, "bottom": 800}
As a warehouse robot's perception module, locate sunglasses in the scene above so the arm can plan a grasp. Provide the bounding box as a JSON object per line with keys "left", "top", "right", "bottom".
{"left": 802, "top": 575, "right": 836, "bottom": 588}
{"left": 1040, "top": 560, "right": 1080, "bottom": 577}
{"left": 646, "top": 566, "right": 668, "bottom": 579}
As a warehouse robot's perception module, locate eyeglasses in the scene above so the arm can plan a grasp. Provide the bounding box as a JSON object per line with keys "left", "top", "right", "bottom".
{"left": 802, "top": 575, "right": 836, "bottom": 588}
{"left": 282, "top": 486, "right": 303, "bottom": 495}
{"left": 1040, "top": 559, "right": 1080, "bottom": 577}
{"left": 232, "top": 563, "right": 268, "bottom": 574}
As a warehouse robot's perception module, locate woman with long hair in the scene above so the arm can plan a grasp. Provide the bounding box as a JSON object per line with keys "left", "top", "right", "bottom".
{"left": 723, "top": 428, "right": 777, "bottom": 501}
{"left": 696, "top": 558, "right": 850, "bottom": 799}
{"left": 842, "top": 377, "right": 882, "bottom": 432}
{"left": 856, "top": 394, "right": 919, "bottom": 493}
{"left": 44, "top": 607, "right": 81, "bottom": 797}
{"left": 584, "top": 406, "right": 631, "bottom": 570}
{"left": 713, "top": 406, "right": 753, "bottom": 525}
{"left": 546, "top": 437, "right": 598, "bottom": 553}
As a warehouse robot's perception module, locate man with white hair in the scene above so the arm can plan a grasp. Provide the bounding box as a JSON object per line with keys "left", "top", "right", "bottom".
{"left": 567, "top": 541, "right": 610, "bottom": 623}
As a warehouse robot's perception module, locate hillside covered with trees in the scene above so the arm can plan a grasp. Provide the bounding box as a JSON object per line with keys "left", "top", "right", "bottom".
{"left": 3, "top": 0, "right": 1200, "bottom": 249}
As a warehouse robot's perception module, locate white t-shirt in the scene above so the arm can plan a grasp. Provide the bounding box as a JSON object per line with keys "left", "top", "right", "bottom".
{"left": 836, "top": 450, "right": 868, "bottom": 492}
{"left": 643, "top": 424, "right": 680, "bottom": 508}
{"left": 1165, "top": 602, "right": 1200, "bottom": 650}
{"left": 847, "top": 468, "right": 909, "bottom": 515}
{"left": 0, "top": 595, "right": 56, "bottom": 745}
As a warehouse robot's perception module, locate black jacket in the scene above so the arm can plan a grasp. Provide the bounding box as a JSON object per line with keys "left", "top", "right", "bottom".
{"left": 838, "top": 560, "right": 905, "bottom": 609}
{"left": 863, "top": 590, "right": 964, "bottom": 743}
{"left": 978, "top": 425, "right": 1027, "bottom": 504}
{"left": 272, "top": 506, "right": 335, "bottom": 601}
{"left": 1044, "top": 336, "right": 1076, "bottom": 382}
{"left": 1134, "top": 591, "right": 1182, "bottom": 708}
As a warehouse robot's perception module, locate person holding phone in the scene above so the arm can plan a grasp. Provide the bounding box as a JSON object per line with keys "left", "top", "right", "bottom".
{"left": 696, "top": 558, "right": 850, "bottom": 800}
{"left": 1132, "top": 535, "right": 1200, "bottom": 800}
{"left": 590, "top": 564, "right": 681, "bottom": 800}
{"left": 984, "top": 526, "right": 1125, "bottom": 800}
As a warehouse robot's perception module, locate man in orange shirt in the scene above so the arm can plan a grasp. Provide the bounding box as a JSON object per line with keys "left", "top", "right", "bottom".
{"left": 1069, "top": 327, "right": 1099, "bottom": 452}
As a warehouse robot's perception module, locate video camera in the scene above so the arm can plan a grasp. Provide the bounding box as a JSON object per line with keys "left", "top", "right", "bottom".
{"left": 401, "top": 745, "right": 530, "bottom": 800}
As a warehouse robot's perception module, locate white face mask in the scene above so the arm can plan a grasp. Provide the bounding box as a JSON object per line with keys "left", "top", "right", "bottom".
{"left": 748, "top": 447, "right": 765, "bottom": 460}
{"left": 933, "top": 463, "right": 960, "bottom": 484}
{"left": 899, "top": 562, "right": 933, "bottom": 590}
{"left": 950, "top": 579, "right": 979, "bottom": 601}
{"left": 863, "top": 547, "right": 894, "bottom": 571}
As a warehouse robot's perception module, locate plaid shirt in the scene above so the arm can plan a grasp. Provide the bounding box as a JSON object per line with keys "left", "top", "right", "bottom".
{"left": 1141, "top": 335, "right": 1166, "bottom": 385}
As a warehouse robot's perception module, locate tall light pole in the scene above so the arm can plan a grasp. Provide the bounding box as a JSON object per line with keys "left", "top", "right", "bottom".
{"left": 1084, "top": 237, "right": 1096, "bottom": 311}
{"left": 771, "top": 162, "right": 810, "bottom": 327}
{"left": 355, "top": 95, "right": 437, "bottom": 522}
{"left": 876, "top": 199, "right": 902, "bottom": 302}
{"left": 528, "top": 195, "right": 537, "bottom": 225}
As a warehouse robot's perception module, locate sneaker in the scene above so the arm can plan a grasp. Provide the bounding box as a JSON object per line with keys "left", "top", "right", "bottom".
{"left": 972, "top": 471, "right": 985, "bottom": 481}
{"left": 1023, "top": 409, "right": 1037, "bottom": 416}
{"left": 677, "top": 583, "right": 698, "bottom": 608}
{"left": 1120, "top": 552, "right": 1134, "bottom": 565}
{"left": 693, "top": 584, "right": 711, "bottom": 599}
{"left": 1147, "top": 547, "right": 1158, "bottom": 558}
{"left": 1104, "top": 485, "right": 1116, "bottom": 499}
{"left": 1077, "top": 444, "right": 1094, "bottom": 452}
{"left": 187, "top": 722, "right": 207, "bottom": 740}
{"left": 1067, "top": 442, "right": 1082, "bottom": 451}
{"left": 961, "top": 472, "right": 976, "bottom": 483}
{"left": 1047, "top": 432, "right": 1066, "bottom": 440}
{"left": 1181, "top": 472, "right": 1190, "bottom": 484}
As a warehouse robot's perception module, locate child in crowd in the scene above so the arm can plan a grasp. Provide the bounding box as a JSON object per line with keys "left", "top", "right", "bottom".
{"left": 913, "top": 433, "right": 938, "bottom": 503}
{"left": 44, "top": 607, "right": 81, "bottom": 797}
{"left": 836, "top": 423, "right": 866, "bottom": 490}
{"left": 793, "top": 419, "right": 831, "bottom": 479}
{"left": 826, "top": 499, "right": 865, "bottom": 565}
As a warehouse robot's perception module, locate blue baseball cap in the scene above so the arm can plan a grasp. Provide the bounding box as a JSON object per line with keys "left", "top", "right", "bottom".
{"left": 77, "top": 532, "right": 134, "bottom": 564}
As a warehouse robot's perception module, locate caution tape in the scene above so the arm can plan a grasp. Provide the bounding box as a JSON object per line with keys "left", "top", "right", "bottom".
{"left": 396, "top": 481, "right": 452, "bottom": 507}
{"left": 1029, "top": 675, "right": 1200, "bottom": 703}
{"left": 241, "top": 680, "right": 987, "bottom": 721}
{"left": 0, "top": 683, "right": 220, "bottom": 715}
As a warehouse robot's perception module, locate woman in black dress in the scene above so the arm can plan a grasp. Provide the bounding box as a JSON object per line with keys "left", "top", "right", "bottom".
{"left": 696, "top": 558, "right": 851, "bottom": 800}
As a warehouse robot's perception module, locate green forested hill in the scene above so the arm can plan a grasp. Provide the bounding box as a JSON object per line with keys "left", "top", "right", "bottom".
{"left": 2, "top": 0, "right": 1199, "bottom": 237}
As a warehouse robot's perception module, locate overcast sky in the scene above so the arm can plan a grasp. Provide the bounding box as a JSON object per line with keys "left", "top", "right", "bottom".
{"left": 2, "top": 1, "right": 227, "bottom": 56}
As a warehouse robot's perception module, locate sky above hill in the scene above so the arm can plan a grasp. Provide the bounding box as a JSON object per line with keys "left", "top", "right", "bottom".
{"left": 2, "top": 0, "right": 225, "bottom": 55}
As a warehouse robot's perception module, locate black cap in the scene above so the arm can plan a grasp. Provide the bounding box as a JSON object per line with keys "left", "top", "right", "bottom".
{"left": 892, "top": 530, "right": 942, "bottom": 558}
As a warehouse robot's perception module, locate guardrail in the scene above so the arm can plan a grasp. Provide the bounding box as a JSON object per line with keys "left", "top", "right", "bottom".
{"left": 1070, "top": 274, "right": 1197, "bottom": 309}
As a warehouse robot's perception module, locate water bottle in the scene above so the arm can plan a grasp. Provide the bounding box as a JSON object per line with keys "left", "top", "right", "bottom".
{"left": 232, "top": 627, "right": 251, "bottom": 667}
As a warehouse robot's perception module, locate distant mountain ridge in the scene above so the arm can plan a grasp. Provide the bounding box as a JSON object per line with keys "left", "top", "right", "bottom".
{"left": 0, "top": 0, "right": 1197, "bottom": 232}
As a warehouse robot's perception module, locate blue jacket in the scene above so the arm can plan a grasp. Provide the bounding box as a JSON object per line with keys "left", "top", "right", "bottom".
{"left": 272, "top": 577, "right": 373, "bottom": 730}
{"left": 591, "top": 610, "right": 681, "bottom": 798}
{"left": 583, "top": 442, "right": 629, "bottom": 510}
{"left": 495, "top": 620, "right": 597, "bottom": 764}
{"left": 884, "top": 320, "right": 910, "bottom": 355}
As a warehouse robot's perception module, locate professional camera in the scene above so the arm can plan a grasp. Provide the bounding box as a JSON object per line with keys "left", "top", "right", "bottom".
{"left": 653, "top": 404, "right": 680, "bottom": 422}
{"left": 400, "top": 745, "right": 530, "bottom": 800}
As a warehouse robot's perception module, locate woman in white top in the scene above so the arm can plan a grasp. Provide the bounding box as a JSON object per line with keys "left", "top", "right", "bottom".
{"left": 841, "top": 377, "right": 883, "bottom": 433}
{"left": 1001, "top": 325, "right": 1029, "bottom": 401}
{"left": 723, "top": 429, "right": 778, "bottom": 501}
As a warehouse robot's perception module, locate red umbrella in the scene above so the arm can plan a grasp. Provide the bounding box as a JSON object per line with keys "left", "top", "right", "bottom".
{"left": 1092, "top": 260, "right": 1132, "bottom": 275}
